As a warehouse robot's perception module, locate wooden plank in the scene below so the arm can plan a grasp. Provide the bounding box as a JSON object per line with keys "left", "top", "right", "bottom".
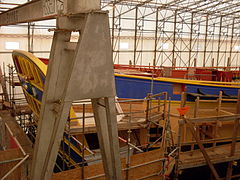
{"left": 180, "top": 142, "right": 240, "bottom": 169}
{"left": 187, "top": 114, "right": 240, "bottom": 123}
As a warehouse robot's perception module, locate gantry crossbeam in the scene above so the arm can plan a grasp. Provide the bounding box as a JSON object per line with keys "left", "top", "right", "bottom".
{"left": 0, "top": 0, "right": 100, "bottom": 26}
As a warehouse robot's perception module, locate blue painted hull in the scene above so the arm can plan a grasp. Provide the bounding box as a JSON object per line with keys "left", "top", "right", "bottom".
{"left": 115, "top": 75, "right": 239, "bottom": 101}
{"left": 20, "top": 73, "right": 239, "bottom": 102}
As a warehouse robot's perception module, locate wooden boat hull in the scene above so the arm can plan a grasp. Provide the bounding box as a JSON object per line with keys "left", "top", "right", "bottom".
{"left": 12, "top": 50, "right": 88, "bottom": 172}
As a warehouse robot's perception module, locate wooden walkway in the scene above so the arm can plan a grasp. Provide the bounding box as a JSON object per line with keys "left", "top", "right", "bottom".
{"left": 179, "top": 142, "right": 240, "bottom": 169}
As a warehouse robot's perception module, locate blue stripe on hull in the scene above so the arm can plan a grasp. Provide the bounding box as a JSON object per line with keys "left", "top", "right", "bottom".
{"left": 115, "top": 76, "right": 181, "bottom": 100}
{"left": 24, "top": 74, "right": 239, "bottom": 102}
{"left": 115, "top": 76, "right": 239, "bottom": 100}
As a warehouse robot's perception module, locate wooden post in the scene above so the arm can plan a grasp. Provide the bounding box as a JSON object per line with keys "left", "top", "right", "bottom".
{"left": 0, "top": 117, "right": 6, "bottom": 150}
{"left": 180, "top": 92, "right": 186, "bottom": 108}
{"left": 225, "top": 90, "right": 240, "bottom": 180}
{"left": 181, "top": 92, "right": 187, "bottom": 143}
{"left": 213, "top": 91, "right": 222, "bottom": 148}
{"left": 146, "top": 94, "right": 151, "bottom": 149}
{"left": 191, "top": 96, "right": 199, "bottom": 153}
{"left": 174, "top": 119, "right": 184, "bottom": 180}
{"left": 217, "top": 91, "right": 222, "bottom": 116}
{"left": 185, "top": 119, "right": 220, "bottom": 180}
{"left": 194, "top": 96, "right": 199, "bottom": 118}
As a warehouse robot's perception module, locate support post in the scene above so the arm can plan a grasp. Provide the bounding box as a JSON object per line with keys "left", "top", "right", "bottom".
{"left": 214, "top": 91, "right": 222, "bottom": 148}
{"left": 133, "top": 7, "right": 138, "bottom": 66}
{"left": 174, "top": 119, "right": 183, "bottom": 180}
{"left": 216, "top": 16, "right": 223, "bottom": 67}
{"left": 191, "top": 96, "right": 199, "bottom": 153}
{"left": 92, "top": 97, "right": 122, "bottom": 179}
{"left": 203, "top": 15, "right": 208, "bottom": 67}
{"left": 188, "top": 13, "right": 194, "bottom": 67}
{"left": 172, "top": 10, "right": 177, "bottom": 66}
{"left": 153, "top": 8, "right": 159, "bottom": 67}
{"left": 228, "top": 18, "right": 235, "bottom": 67}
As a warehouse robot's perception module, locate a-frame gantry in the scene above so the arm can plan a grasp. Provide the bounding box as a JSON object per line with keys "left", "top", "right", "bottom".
{"left": 0, "top": 1, "right": 122, "bottom": 179}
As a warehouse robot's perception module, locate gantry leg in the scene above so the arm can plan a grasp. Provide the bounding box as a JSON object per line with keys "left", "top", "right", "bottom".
{"left": 92, "top": 97, "right": 122, "bottom": 180}
{"left": 31, "top": 12, "right": 122, "bottom": 180}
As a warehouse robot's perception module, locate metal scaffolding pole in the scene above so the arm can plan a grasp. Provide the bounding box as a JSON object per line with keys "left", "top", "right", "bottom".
{"left": 229, "top": 18, "right": 235, "bottom": 65}
{"left": 172, "top": 10, "right": 177, "bottom": 66}
{"left": 188, "top": 12, "right": 194, "bottom": 67}
{"left": 216, "top": 16, "right": 223, "bottom": 67}
{"left": 203, "top": 15, "right": 209, "bottom": 67}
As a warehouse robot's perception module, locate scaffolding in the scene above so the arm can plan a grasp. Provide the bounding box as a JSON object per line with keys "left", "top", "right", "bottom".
{"left": 101, "top": 0, "right": 240, "bottom": 67}
{"left": 1, "top": 1, "right": 240, "bottom": 179}
{"left": 51, "top": 91, "right": 176, "bottom": 179}
{"left": 1, "top": 1, "right": 240, "bottom": 69}
{"left": 4, "top": 66, "right": 175, "bottom": 177}
{"left": 174, "top": 90, "right": 240, "bottom": 180}
{"left": 2, "top": 64, "right": 240, "bottom": 179}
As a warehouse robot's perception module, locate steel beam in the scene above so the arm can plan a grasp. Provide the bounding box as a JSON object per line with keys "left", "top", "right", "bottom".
{"left": 188, "top": 12, "right": 194, "bottom": 67}
{"left": 229, "top": 18, "right": 235, "bottom": 65}
{"left": 172, "top": 10, "right": 177, "bottom": 66}
{"left": 202, "top": 15, "right": 208, "bottom": 67}
{"left": 216, "top": 16, "right": 223, "bottom": 67}
{"left": 153, "top": 8, "right": 159, "bottom": 67}
{"left": 133, "top": 7, "right": 138, "bottom": 66}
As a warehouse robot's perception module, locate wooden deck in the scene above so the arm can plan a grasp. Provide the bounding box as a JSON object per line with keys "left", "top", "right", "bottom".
{"left": 179, "top": 142, "right": 240, "bottom": 169}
